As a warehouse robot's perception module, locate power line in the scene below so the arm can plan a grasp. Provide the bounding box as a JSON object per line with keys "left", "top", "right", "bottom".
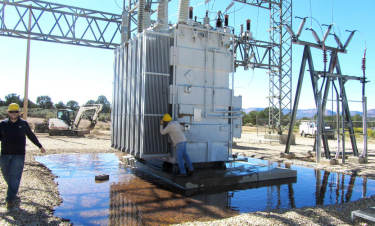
{"left": 113, "top": 0, "right": 122, "bottom": 10}
{"left": 331, "top": 0, "right": 334, "bottom": 24}
{"left": 309, "top": 0, "right": 313, "bottom": 28}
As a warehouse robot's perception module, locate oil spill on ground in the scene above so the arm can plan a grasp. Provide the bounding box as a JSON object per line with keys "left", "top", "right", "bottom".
{"left": 36, "top": 153, "right": 375, "bottom": 225}
{"left": 36, "top": 153, "right": 235, "bottom": 225}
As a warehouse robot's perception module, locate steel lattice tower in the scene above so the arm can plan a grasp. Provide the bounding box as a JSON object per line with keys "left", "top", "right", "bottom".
{"left": 269, "top": 0, "right": 293, "bottom": 134}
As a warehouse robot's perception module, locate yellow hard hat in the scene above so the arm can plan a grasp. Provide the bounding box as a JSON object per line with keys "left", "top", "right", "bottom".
{"left": 8, "top": 103, "right": 20, "bottom": 112}
{"left": 162, "top": 113, "right": 172, "bottom": 122}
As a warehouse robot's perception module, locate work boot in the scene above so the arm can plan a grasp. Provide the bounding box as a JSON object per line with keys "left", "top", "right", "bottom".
{"left": 187, "top": 170, "right": 194, "bottom": 176}
{"left": 6, "top": 200, "right": 16, "bottom": 211}
{"left": 14, "top": 196, "right": 21, "bottom": 205}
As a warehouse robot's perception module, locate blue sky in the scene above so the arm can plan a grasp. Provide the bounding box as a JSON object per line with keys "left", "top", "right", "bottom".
{"left": 0, "top": 0, "right": 373, "bottom": 111}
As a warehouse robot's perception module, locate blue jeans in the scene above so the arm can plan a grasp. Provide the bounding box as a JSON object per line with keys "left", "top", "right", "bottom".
{"left": 176, "top": 142, "right": 193, "bottom": 175}
{"left": 0, "top": 155, "right": 25, "bottom": 202}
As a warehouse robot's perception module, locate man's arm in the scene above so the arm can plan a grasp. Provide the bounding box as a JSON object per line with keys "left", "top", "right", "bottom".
{"left": 160, "top": 123, "right": 170, "bottom": 135}
{"left": 24, "top": 122, "right": 45, "bottom": 152}
{"left": 0, "top": 122, "right": 3, "bottom": 141}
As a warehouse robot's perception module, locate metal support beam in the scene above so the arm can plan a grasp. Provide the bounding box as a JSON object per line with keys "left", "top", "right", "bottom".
{"left": 285, "top": 45, "right": 310, "bottom": 154}
{"left": 233, "top": 0, "right": 279, "bottom": 9}
{"left": 337, "top": 62, "right": 359, "bottom": 156}
{"left": 0, "top": 0, "right": 122, "bottom": 49}
{"left": 234, "top": 38, "right": 278, "bottom": 70}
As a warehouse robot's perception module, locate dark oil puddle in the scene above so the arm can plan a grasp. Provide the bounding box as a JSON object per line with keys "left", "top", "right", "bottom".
{"left": 36, "top": 154, "right": 375, "bottom": 225}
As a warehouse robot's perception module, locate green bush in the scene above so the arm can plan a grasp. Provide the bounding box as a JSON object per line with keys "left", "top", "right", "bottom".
{"left": 98, "top": 113, "right": 111, "bottom": 122}
{"left": 353, "top": 127, "right": 363, "bottom": 134}
{"left": 0, "top": 106, "right": 8, "bottom": 120}
{"left": 351, "top": 127, "right": 375, "bottom": 139}
{"left": 28, "top": 108, "right": 57, "bottom": 119}
{"left": 368, "top": 129, "right": 375, "bottom": 138}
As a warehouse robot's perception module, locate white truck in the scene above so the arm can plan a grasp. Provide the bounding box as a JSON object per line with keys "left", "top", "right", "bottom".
{"left": 299, "top": 121, "right": 335, "bottom": 139}
{"left": 299, "top": 121, "right": 317, "bottom": 137}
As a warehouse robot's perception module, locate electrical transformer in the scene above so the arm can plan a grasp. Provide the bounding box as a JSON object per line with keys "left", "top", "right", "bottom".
{"left": 112, "top": 17, "right": 242, "bottom": 165}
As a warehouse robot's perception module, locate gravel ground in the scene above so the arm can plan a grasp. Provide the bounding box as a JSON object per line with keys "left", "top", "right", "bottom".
{"left": 1, "top": 128, "right": 374, "bottom": 225}
{"left": 175, "top": 195, "right": 375, "bottom": 225}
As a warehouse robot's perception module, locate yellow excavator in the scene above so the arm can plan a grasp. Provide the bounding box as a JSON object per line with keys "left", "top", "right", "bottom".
{"left": 35, "top": 104, "right": 103, "bottom": 136}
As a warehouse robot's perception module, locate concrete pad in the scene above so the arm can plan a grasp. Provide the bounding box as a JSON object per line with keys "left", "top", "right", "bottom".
{"left": 359, "top": 157, "right": 368, "bottom": 164}
{"left": 329, "top": 159, "right": 339, "bottom": 165}
{"left": 131, "top": 160, "right": 297, "bottom": 195}
{"left": 280, "top": 152, "right": 296, "bottom": 159}
{"left": 352, "top": 206, "right": 375, "bottom": 223}
{"left": 280, "top": 134, "right": 296, "bottom": 145}
{"left": 264, "top": 134, "right": 296, "bottom": 145}
{"left": 347, "top": 156, "right": 356, "bottom": 162}
{"left": 285, "top": 153, "right": 296, "bottom": 159}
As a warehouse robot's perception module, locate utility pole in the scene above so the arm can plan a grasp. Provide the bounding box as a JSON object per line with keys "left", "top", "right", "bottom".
{"left": 23, "top": 5, "right": 32, "bottom": 120}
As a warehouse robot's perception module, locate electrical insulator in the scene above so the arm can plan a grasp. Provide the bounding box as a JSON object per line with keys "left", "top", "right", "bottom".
{"left": 216, "top": 11, "right": 222, "bottom": 28}
{"left": 362, "top": 50, "right": 366, "bottom": 73}
{"left": 224, "top": 14, "right": 229, "bottom": 27}
{"left": 189, "top": 7, "right": 193, "bottom": 20}
{"left": 323, "top": 47, "right": 327, "bottom": 64}
{"left": 194, "top": 16, "right": 197, "bottom": 22}
{"left": 240, "top": 24, "right": 244, "bottom": 36}
{"left": 246, "top": 19, "right": 251, "bottom": 31}
{"left": 203, "top": 10, "right": 210, "bottom": 27}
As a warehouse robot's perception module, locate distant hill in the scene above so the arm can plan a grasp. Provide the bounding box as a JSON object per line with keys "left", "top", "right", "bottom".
{"left": 368, "top": 109, "right": 375, "bottom": 117}
{"left": 242, "top": 108, "right": 264, "bottom": 113}
{"left": 243, "top": 107, "right": 374, "bottom": 119}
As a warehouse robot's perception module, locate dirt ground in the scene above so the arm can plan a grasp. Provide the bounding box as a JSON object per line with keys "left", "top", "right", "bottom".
{"left": 1, "top": 123, "right": 374, "bottom": 225}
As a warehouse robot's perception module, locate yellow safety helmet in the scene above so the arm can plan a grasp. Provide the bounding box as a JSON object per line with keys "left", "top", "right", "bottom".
{"left": 8, "top": 103, "right": 20, "bottom": 112}
{"left": 162, "top": 113, "right": 172, "bottom": 122}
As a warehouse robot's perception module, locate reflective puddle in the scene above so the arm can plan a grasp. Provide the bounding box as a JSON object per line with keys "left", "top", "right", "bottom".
{"left": 36, "top": 154, "right": 375, "bottom": 225}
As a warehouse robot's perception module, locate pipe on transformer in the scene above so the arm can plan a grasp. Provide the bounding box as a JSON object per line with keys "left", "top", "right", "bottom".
{"left": 137, "top": 0, "right": 145, "bottom": 33}
{"left": 178, "top": 0, "right": 190, "bottom": 24}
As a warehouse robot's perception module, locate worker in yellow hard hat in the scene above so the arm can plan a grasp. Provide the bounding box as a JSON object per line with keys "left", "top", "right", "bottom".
{"left": 160, "top": 113, "right": 194, "bottom": 177}
{"left": 0, "top": 103, "right": 46, "bottom": 210}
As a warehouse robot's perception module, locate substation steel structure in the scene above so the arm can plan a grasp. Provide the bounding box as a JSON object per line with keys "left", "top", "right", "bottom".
{"left": 0, "top": 0, "right": 292, "bottom": 134}
{"left": 283, "top": 19, "right": 368, "bottom": 163}
{"left": 0, "top": 0, "right": 123, "bottom": 48}
{"left": 126, "top": 0, "right": 293, "bottom": 134}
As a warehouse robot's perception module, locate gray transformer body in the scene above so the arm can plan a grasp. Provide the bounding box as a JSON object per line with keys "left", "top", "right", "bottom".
{"left": 112, "top": 24, "right": 242, "bottom": 164}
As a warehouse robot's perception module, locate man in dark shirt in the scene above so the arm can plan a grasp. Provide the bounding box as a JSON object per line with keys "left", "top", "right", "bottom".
{"left": 0, "top": 103, "right": 46, "bottom": 210}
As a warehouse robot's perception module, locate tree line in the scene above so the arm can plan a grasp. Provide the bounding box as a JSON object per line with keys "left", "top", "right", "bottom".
{"left": 242, "top": 107, "right": 290, "bottom": 126}
{"left": 0, "top": 93, "right": 111, "bottom": 113}
{"left": 243, "top": 107, "right": 373, "bottom": 128}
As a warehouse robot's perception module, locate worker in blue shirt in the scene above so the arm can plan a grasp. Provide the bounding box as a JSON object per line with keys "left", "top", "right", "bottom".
{"left": 0, "top": 103, "right": 46, "bottom": 210}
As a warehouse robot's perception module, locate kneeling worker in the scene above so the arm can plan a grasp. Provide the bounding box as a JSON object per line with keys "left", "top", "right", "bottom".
{"left": 160, "top": 114, "right": 194, "bottom": 176}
